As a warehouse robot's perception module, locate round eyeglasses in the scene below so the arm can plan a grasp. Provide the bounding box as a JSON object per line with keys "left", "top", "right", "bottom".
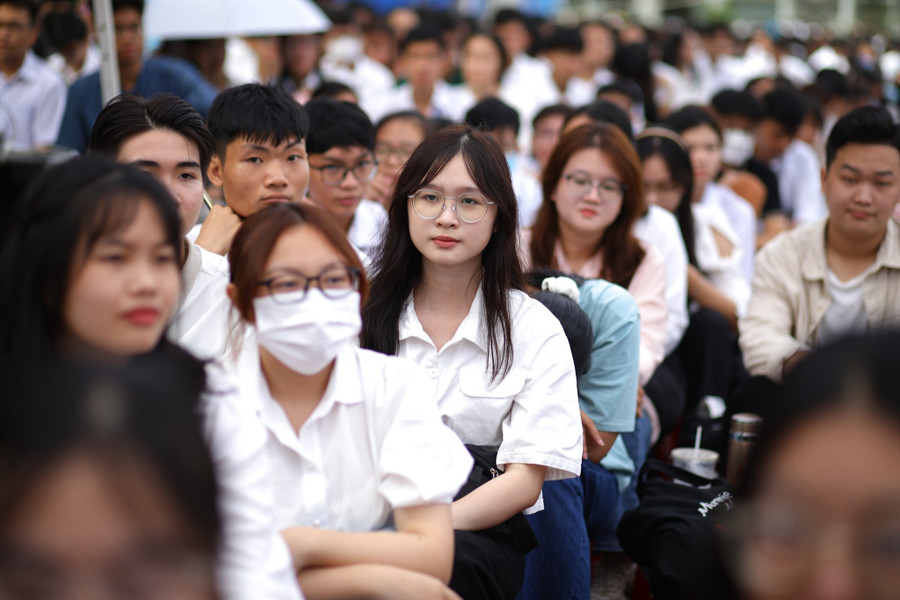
{"left": 563, "top": 173, "right": 627, "bottom": 202}
{"left": 374, "top": 144, "right": 417, "bottom": 165}
{"left": 310, "top": 158, "right": 378, "bottom": 186}
{"left": 258, "top": 265, "right": 361, "bottom": 303}
{"left": 409, "top": 189, "right": 496, "bottom": 224}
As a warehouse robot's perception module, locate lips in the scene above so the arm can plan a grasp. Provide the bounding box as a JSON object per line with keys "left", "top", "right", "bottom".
{"left": 432, "top": 236, "right": 460, "bottom": 248}
{"left": 848, "top": 209, "right": 873, "bottom": 219}
{"left": 579, "top": 208, "right": 598, "bottom": 218}
{"left": 337, "top": 197, "right": 360, "bottom": 208}
{"left": 261, "top": 196, "right": 291, "bottom": 204}
{"left": 123, "top": 308, "right": 160, "bottom": 326}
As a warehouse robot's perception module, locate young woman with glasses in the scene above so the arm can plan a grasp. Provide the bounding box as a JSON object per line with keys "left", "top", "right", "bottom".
{"left": 527, "top": 122, "right": 668, "bottom": 407}
{"left": 368, "top": 111, "right": 429, "bottom": 209}
{"left": 215, "top": 202, "right": 471, "bottom": 600}
{"left": 361, "top": 125, "right": 583, "bottom": 600}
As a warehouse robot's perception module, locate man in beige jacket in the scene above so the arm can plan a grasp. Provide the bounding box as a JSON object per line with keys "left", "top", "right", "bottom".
{"left": 740, "top": 105, "right": 900, "bottom": 382}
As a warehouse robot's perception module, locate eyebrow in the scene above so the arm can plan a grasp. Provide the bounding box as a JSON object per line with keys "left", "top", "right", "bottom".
{"left": 839, "top": 164, "right": 896, "bottom": 177}
{"left": 262, "top": 261, "right": 345, "bottom": 278}
{"left": 242, "top": 139, "right": 304, "bottom": 152}
{"left": 131, "top": 159, "right": 201, "bottom": 171}
{"left": 421, "top": 183, "right": 483, "bottom": 194}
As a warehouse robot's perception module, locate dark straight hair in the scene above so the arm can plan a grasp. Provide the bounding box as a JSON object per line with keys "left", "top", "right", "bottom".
{"left": 0, "top": 362, "right": 220, "bottom": 563}
{"left": 88, "top": 93, "right": 215, "bottom": 177}
{"left": 207, "top": 83, "right": 310, "bottom": 158}
{"left": 361, "top": 125, "right": 523, "bottom": 380}
{"left": 0, "top": 156, "right": 182, "bottom": 379}
{"left": 636, "top": 128, "right": 698, "bottom": 267}
{"left": 531, "top": 122, "right": 646, "bottom": 288}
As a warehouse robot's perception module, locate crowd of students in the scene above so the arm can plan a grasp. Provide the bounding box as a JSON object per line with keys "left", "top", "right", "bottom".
{"left": 2, "top": 0, "right": 900, "bottom": 599}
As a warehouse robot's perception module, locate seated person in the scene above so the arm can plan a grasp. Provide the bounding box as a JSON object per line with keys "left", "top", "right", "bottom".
{"left": 56, "top": 0, "right": 217, "bottom": 153}
{"left": 88, "top": 93, "right": 231, "bottom": 360}
{"left": 740, "top": 105, "right": 900, "bottom": 383}
{"left": 195, "top": 83, "right": 311, "bottom": 256}
{"left": 304, "top": 97, "right": 387, "bottom": 262}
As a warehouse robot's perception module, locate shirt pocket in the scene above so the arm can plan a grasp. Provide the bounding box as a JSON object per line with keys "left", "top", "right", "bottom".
{"left": 457, "top": 365, "right": 527, "bottom": 407}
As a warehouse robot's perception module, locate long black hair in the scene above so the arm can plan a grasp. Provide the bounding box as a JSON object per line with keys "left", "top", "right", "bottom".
{"left": 361, "top": 125, "right": 523, "bottom": 380}
{"left": 636, "top": 127, "right": 698, "bottom": 267}
{"left": 0, "top": 156, "right": 183, "bottom": 381}
{"left": 0, "top": 362, "right": 220, "bottom": 565}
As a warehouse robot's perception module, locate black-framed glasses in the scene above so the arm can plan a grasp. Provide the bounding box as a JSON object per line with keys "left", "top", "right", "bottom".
{"left": 258, "top": 265, "right": 361, "bottom": 303}
{"left": 374, "top": 144, "right": 417, "bottom": 164}
{"left": 409, "top": 188, "right": 495, "bottom": 224}
{"left": 309, "top": 158, "right": 378, "bottom": 186}
{"left": 563, "top": 173, "right": 627, "bottom": 202}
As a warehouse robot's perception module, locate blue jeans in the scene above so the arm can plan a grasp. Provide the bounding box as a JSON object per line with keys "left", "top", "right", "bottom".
{"left": 516, "top": 460, "right": 619, "bottom": 600}
{"left": 592, "top": 413, "right": 653, "bottom": 553}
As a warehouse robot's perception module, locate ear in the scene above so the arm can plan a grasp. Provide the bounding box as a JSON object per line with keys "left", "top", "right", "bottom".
{"left": 226, "top": 282, "right": 252, "bottom": 323}
{"left": 820, "top": 165, "right": 827, "bottom": 193}
{"left": 207, "top": 154, "right": 224, "bottom": 188}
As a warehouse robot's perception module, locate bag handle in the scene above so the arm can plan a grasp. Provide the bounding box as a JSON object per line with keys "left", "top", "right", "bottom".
{"left": 636, "top": 459, "right": 720, "bottom": 496}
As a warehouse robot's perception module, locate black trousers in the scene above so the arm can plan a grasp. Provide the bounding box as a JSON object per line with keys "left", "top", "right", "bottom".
{"left": 450, "top": 530, "right": 527, "bottom": 600}
{"left": 644, "top": 353, "right": 688, "bottom": 436}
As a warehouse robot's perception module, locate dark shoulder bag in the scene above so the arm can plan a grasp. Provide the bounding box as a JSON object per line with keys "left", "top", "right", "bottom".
{"left": 454, "top": 445, "right": 538, "bottom": 554}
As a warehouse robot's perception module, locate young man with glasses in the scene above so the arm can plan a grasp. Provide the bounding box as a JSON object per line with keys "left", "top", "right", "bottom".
{"left": 0, "top": 0, "right": 66, "bottom": 151}
{"left": 305, "top": 97, "right": 387, "bottom": 262}
{"left": 57, "top": 0, "right": 217, "bottom": 153}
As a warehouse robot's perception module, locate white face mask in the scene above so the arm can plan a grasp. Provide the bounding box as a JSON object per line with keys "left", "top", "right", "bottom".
{"left": 253, "top": 289, "right": 362, "bottom": 375}
{"left": 721, "top": 128, "right": 755, "bottom": 167}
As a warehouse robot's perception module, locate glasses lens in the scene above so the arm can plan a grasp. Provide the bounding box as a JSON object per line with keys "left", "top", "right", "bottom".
{"left": 565, "top": 174, "right": 592, "bottom": 197}
{"left": 268, "top": 275, "right": 306, "bottom": 303}
{"left": 318, "top": 266, "right": 358, "bottom": 297}
{"left": 319, "top": 165, "right": 344, "bottom": 186}
{"left": 599, "top": 180, "right": 624, "bottom": 201}
{"left": 456, "top": 194, "right": 489, "bottom": 223}
{"left": 353, "top": 160, "right": 377, "bottom": 182}
{"left": 412, "top": 190, "right": 443, "bottom": 219}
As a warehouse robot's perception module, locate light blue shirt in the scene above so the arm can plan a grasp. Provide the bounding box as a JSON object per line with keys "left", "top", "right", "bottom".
{"left": 0, "top": 52, "right": 66, "bottom": 150}
{"left": 577, "top": 279, "right": 641, "bottom": 492}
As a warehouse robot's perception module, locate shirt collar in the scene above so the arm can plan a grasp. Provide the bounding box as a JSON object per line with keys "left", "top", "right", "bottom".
{"left": 398, "top": 285, "right": 488, "bottom": 353}
{"left": 802, "top": 218, "right": 900, "bottom": 281}
{"left": 14, "top": 52, "right": 41, "bottom": 82}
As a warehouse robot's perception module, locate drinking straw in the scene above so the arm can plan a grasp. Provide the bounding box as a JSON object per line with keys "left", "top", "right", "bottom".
{"left": 694, "top": 425, "right": 702, "bottom": 452}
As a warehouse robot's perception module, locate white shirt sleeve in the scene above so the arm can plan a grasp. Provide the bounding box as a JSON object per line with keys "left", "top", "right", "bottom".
{"left": 202, "top": 365, "right": 304, "bottom": 600}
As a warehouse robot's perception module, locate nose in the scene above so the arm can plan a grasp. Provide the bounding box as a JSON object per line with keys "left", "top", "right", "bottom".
{"left": 434, "top": 201, "right": 459, "bottom": 227}
{"left": 265, "top": 160, "right": 289, "bottom": 188}
{"left": 583, "top": 182, "right": 602, "bottom": 201}
{"left": 804, "top": 527, "right": 862, "bottom": 600}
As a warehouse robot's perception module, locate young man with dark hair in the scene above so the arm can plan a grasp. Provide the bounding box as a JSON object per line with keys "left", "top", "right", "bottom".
{"left": 366, "top": 25, "right": 460, "bottom": 122}
{"left": 754, "top": 87, "right": 826, "bottom": 223}
{"left": 57, "top": 0, "right": 218, "bottom": 153}
{"left": 0, "top": 0, "right": 66, "bottom": 150}
{"left": 197, "top": 83, "right": 311, "bottom": 255}
{"left": 305, "top": 97, "right": 386, "bottom": 260}
{"left": 741, "top": 105, "right": 900, "bottom": 382}
{"left": 538, "top": 26, "right": 594, "bottom": 106}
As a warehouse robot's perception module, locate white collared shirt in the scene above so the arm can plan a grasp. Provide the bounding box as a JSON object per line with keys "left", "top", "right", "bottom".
{"left": 169, "top": 241, "right": 233, "bottom": 360}
{"left": 397, "top": 286, "right": 583, "bottom": 514}
{"left": 347, "top": 198, "right": 388, "bottom": 259}
{"left": 633, "top": 204, "right": 689, "bottom": 355}
{"left": 220, "top": 340, "right": 472, "bottom": 532}
{"left": 202, "top": 362, "right": 304, "bottom": 600}
{"left": 769, "top": 139, "right": 827, "bottom": 224}
{"left": 700, "top": 182, "right": 757, "bottom": 283}
{"left": 0, "top": 52, "right": 66, "bottom": 150}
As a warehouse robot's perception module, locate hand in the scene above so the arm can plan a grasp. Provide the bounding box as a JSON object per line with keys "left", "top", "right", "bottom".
{"left": 367, "top": 173, "right": 393, "bottom": 207}
{"left": 636, "top": 386, "right": 645, "bottom": 418}
{"left": 581, "top": 409, "right": 604, "bottom": 460}
{"left": 782, "top": 349, "right": 810, "bottom": 378}
{"left": 368, "top": 566, "right": 462, "bottom": 600}
{"left": 194, "top": 204, "right": 243, "bottom": 256}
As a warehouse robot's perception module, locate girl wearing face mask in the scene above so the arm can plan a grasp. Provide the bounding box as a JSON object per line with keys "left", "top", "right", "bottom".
{"left": 665, "top": 106, "right": 758, "bottom": 283}
{"left": 0, "top": 156, "right": 304, "bottom": 600}
{"left": 218, "top": 202, "right": 471, "bottom": 600}
{"left": 361, "top": 126, "right": 583, "bottom": 600}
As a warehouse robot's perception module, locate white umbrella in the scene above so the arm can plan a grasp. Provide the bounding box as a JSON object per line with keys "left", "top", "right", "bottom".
{"left": 144, "top": 0, "right": 331, "bottom": 40}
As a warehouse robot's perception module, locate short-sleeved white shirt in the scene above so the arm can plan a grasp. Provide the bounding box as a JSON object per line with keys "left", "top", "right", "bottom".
{"left": 218, "top": 339, "right": 472, "bottom": 532}
{"left": 202, "top": 362, "right": 304, "bottom": 600}
{"left": 168, "top": 241, "right": 233, "bottom": 360}
{"left": 397, "top": 286, "right": 583, "bottom": 509}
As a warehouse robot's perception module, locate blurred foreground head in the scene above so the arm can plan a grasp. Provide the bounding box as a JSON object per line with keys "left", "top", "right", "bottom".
{"left": 727, "top": 331, "right": 900, "bottom": 600}
{"left": 0, "top": 363, "right": 220, "bottom": 600}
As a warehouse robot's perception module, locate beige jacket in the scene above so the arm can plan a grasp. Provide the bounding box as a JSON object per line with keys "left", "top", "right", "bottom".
{"left": 739, "top": 218, "right": 900, "bottom": 381}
